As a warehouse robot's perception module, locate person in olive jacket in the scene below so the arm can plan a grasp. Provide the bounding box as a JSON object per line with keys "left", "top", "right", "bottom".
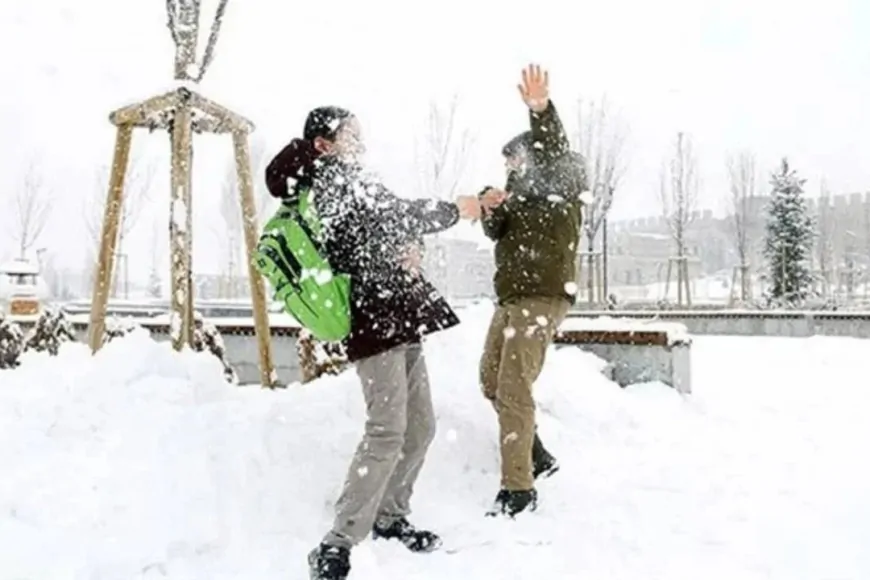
{"left": 477, "top": 64, "right": 587, "bottom": 518}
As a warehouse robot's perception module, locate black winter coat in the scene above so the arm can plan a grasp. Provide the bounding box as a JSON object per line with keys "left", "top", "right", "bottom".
{"left": 268, "top": 147, "right": 461, "bottom": 363}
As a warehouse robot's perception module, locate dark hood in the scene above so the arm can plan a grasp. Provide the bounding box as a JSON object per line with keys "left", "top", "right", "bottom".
{"left": 502, "top": 131, "right": 533, "bottom": 158}
{"left": 264, "top": 138, "right": 322, "bottom": 201}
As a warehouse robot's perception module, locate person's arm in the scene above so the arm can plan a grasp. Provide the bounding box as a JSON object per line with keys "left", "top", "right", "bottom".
{"left": 528, "top": 100, "right": 572, "bottom": 167}
{"left": 367, "top": 181, "right": 486, "bottom": 238}
{"left": 403, "top": 197, "right": 460, "bottom": 235}
{"left": 478, "top": 186, "right": 508, "bottom": 240}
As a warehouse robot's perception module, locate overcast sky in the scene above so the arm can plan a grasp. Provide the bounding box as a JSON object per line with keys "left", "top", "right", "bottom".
{"left": 0, "top": 0, "right": 867, "bottom": 275}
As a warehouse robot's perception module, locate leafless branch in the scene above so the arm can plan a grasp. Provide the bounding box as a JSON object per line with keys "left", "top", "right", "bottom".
{"left": 725, "top": 150, "right": 757, "bottom": 266}
{"left": 84, "top": 154, "right": 157, "bottom": 253}
{"left": 414, "top": 95, "right": 477, "bottom": 200}
{"left": 214, "top": 135, "right": 266, "bottom": 294}
{"left": 659, "top": 131, "right": 698, "bottom": 257}
{"left": 574, "top": 95, "right": 629, "bottom": 247}
{"left": 6, "top": 161, "right": 54, "bottom": 259}
{"left": 816, "top": 179, "right": 834, "bottom": 291}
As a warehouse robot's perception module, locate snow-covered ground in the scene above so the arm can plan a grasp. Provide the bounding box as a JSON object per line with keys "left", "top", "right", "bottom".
{"left": 1, "top": 304, "right": 868, "bottom": 580}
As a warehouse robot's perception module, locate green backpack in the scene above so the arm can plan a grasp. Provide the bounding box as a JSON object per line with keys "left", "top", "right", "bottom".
{"left": 254, "top": 188, "right": 352, "bottom": 342}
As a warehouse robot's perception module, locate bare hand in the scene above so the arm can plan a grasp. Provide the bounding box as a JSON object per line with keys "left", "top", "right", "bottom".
{"left": 401, "top": 243, "right": 423, "bottom": 276}
{"left": 480, "top": 188, "right": 508, "bottom": 214}
{"left": 455, "top": 195, "right": 482, "bottom": 220}
{"left": 517, "top": 64, "right": 550, "bottom": 113}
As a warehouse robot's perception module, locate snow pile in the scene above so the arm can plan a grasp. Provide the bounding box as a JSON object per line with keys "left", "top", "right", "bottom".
{"left": 1, "top": 304, "right": 868, "bottom": 579}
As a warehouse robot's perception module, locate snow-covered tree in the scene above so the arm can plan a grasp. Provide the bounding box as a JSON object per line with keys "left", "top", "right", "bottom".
{"left": 763, "top": 158, "right": 815, "bottom": 305}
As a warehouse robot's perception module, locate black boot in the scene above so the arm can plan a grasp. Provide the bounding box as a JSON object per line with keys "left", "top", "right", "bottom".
{"left": 532, "top": 432, "right": 559, "bottom": 480}
{"left": 372, "top": 517, "right": 442, "bottom": 553}
{"left": 308, "top": 543, "right": 350, "bottom": 580}
{"left": 485, "top": 488, "right": 538, "bottom": 518}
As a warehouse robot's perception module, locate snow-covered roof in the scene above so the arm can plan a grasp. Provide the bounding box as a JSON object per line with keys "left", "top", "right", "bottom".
{"left": 0, "top": 259, "right": 39, "bottom": 275}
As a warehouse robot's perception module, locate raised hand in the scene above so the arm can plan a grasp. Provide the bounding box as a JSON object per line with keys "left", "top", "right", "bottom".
{"left": 401, "top": 243, "right": 423, "bottom": 276}
{"left": 517, "top": 64, "right": 550, "bottom": 113}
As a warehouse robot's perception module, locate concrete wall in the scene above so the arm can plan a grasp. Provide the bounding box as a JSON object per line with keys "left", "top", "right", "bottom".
{"left": 68, "top": 325, "right": 302, "bottom": 387}
{"left": 60, "top": 309, "right": 870, "bottom": 388}
{"left": 569, "top": 342, "right": 691, "bottom": 394}
{"left": 566, "top": 311, "right": 870, "bottom": 339}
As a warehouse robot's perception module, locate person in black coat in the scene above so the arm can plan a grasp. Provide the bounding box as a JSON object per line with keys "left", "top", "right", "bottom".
{"left": 265, "top": 106, "right": 491, "bottom": 580}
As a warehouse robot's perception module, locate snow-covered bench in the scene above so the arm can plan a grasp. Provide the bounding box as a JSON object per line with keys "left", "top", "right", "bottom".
{"left": 555, "top": 317, "right": 692, "bottom": 394}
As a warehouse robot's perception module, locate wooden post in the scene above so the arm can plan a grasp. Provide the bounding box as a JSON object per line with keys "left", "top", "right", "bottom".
{"left": 169, "top": 104, "right": 194, "bottom": 350}
{"left": 184, "top": 125, "right": 196, "bottom": 346}
{"left": 232, "top": 129, "right": 276, "bottom": 387}
{"left": 88, "top": 124, "right": 134, "bottom": 353}
{"left": 681, "top": 258, "right": 692, "bottom": 306}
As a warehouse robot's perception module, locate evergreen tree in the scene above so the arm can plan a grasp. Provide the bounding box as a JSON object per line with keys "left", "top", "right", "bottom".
{"left": 763, "top": 158, "right": 815, "bottom": 305}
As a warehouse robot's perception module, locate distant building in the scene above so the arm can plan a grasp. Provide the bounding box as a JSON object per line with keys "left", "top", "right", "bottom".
{"left": 604, "top": 191, "right": 870, "bottom": 299}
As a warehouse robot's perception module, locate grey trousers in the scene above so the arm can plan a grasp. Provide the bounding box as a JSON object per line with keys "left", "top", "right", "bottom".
{"left": 322, "top": 343, "right": 436, "bottom": 549}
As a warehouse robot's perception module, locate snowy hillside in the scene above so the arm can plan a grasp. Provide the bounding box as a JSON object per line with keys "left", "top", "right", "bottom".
{"left": 1, "top": 305, "right": 868, "bottom": 579}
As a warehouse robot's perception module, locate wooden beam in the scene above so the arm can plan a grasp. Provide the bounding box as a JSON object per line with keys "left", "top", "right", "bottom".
{"left": 192, "top": 116, "right": 235, "bottom": 134}
{"left": 169, "top": 104, "right": 195, "bottom": 351}
{"left": 88, "top": 124, "right": 134, "bottom": 352}
{"left": 232, "top": 129, "right": 276, "bottom": 387}
{"left": 109, "top": 91, "right": 179, "bottom": 127}
{"left": 189, "top": 91, "right": 255, "bottom": 134}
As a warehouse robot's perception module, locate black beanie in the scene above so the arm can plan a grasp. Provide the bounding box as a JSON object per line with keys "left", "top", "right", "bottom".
{"left": 303, "top": 106, "right": 353, "bottom": 142}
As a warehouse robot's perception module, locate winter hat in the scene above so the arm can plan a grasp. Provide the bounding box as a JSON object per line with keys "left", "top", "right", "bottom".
{"left": 303, "top": 106, "right": 353, "bottom": 142}
{"left": 264, "top": 107, "right": 355, "bottom": 199}
{"left": 502, "top": 131, "right": 533, "bottom": 158}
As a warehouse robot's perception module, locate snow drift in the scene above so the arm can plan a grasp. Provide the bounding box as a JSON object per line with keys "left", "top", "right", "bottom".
{"left": 1, "top": 304, "right": 868, "bottom": 580}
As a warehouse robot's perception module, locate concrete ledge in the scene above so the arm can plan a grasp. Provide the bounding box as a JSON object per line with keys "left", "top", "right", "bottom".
{"left": 566, "top": 310, "right": 870, "bottom": 339}
{"left": 24, "top": 316, "right": 693, "bottom": 393}
{"left": 555, "top": 318, "right": 692, "bottom": 394}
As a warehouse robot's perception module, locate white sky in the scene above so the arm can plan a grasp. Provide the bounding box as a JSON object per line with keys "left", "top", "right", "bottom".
{"left": 0, "top": 0, "right": 868, "bottom": 275}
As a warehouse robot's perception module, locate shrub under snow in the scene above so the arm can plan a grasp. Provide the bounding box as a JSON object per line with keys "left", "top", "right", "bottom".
{"left": 0, "top": 314, "right": 24, "bottom": 370}
{"left": 24, "top": 307, "right": 76, "bottom": 356}
{"left": 191, "top": 313, "right": 238, "bottom": 385}
{"left": 103, "top": 317, "right": 143, "bottom": 345}
{"left": 297, "top": 329, "right": 348, "bottom": 383}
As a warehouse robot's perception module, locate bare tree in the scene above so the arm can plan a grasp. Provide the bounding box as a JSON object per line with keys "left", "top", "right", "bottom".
{"left": 7, "top": 161, "right": 54, "bottom": 259}
{"left": 414, "top": 94, "right": 476, "bottom": 201}
{"left": 659, "top": 131, "right": 699, "bottom": 304}
{"left": 82, "top": 154, "right": 156, "bottom": 297}
{"left": 815, "top": 179, "right": 835, "bottom": 297}
{"left": 574, "top": 96, "right": 629, "bottom": 303}
{"left": 214, "top": 135, "right": 266, "bottom": 298}
{"left": 725, "top": 149, "right": 757, "bottom": 302}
